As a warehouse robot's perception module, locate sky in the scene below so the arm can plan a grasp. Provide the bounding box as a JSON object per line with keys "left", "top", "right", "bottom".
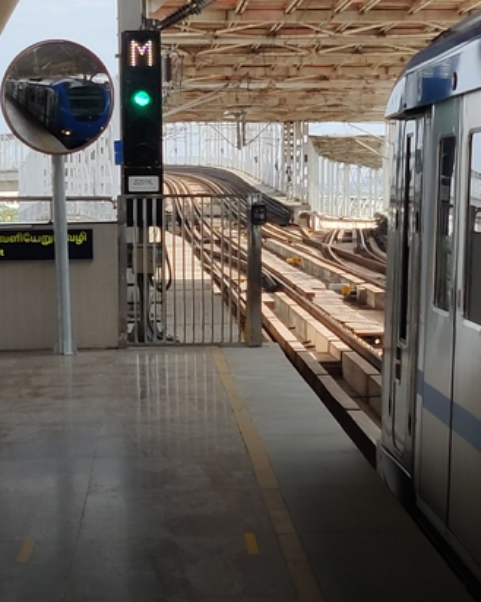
{"left": 0, "top": 0, "right": 384, "bottom": 137}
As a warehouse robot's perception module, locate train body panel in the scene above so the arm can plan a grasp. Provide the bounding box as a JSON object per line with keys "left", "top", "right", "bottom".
{"left": 448, "top": 89, "right": 481, "bottom": 566}
{"left": 381, "top": 9, "right": 481, "bottom": 586}
{"left": 418, "top": 98, "right": 460, "bottom": 523}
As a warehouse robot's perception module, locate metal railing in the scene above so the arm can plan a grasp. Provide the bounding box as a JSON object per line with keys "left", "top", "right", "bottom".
{"left": 0, "top": 196, "right": 117, "bottom": 224}
{"left": 119, "top": 194, "right": 248, "bottom": 345}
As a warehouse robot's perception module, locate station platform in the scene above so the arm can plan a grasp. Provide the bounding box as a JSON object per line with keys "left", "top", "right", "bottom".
{"left": 0, "top": 343, "right": 474, "bottom": 602}
{"left": 217, "top": 166, "right": 303, "bottom": 210}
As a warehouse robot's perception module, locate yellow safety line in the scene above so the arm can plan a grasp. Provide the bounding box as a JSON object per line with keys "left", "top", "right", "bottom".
{"left": 211, "top": 347, "right": 326, "bottom": 602}
{"left": 244, "top": 532, "right": 260, "bottom": 555}
{"left": 16, "top": 540, "right": 35, "bottom": 563}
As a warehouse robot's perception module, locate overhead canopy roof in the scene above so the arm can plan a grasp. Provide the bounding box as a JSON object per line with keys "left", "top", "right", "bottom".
{"left": 8, "top": 41, "right": 107, "bottom": 80}
{"left": 310, "top": 134, "right": 384, "bottom": 169}
{"left": 0, "top": 0, "right": 19, "bottom": 37}
{"left": 148, "top": 0, "right": 475, "bottom": 122}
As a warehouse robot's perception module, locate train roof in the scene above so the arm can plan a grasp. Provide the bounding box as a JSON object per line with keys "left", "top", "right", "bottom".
{"left": 8, "top": 76, "right": 103, "bottom": 88}
{"left": 386, "top": 11, "right": 481, "bottom": 118}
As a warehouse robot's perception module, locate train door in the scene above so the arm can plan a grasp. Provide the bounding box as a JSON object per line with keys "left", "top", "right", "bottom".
{"left": 447, "top": 90, "right": 481, "bottom": 569}
{"left": 393, "top": 120, "right": 421, "bottom": 455}
{"left": 416, "top": 97, "right": 459, "bottom": 524}
{"left": 45, "top": 90, "right": 54, "bottom": 129}
{"left": 382, "top": 118, "right": 421, "bottom": 471}
{"left": 381, "top": 120, "right": 403, "bottom": 449}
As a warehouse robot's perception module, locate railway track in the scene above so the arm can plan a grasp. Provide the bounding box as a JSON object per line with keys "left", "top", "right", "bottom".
{"left": 164, "top": 168, "right": 385, "bottom": 463}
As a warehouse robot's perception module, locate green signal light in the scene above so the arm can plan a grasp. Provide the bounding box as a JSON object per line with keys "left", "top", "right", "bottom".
{"left": 132, "top": 90, "right": 152, "bottom": 108}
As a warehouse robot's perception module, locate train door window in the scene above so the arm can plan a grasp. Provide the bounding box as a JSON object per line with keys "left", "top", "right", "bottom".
{"left": 399, "top": 134, "right": 413, "bottom": 342}
{"left": 434, "top": 136, "right": 456, "bottom": 311}
{"left": 464, "top": 132, "right": 481, "bottom": 325}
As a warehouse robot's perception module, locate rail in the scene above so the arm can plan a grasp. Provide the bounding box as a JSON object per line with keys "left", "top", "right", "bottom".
{"left": 164, "top": 168, "right": 385, "bottom": 465}
{"left": 165, "top": 168, "right": 384, "bottom": 367}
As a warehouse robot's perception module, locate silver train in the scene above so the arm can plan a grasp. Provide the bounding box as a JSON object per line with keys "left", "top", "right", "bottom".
{"left": 379, "top": 11, "right": 481, "bottom": 588}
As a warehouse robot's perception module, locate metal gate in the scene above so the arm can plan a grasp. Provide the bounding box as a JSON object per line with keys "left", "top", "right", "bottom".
{"left": 119, "top": 194, "right": 246, "bottom": 345}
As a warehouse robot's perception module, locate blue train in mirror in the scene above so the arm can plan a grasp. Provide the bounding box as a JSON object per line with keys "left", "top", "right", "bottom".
{"left": 5, "top": 76, "right": 111, "bottom": 150}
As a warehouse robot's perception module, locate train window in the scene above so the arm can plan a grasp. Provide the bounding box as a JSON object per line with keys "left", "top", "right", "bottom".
{"left": 67, "top": 86, "right": 105, "bottom": 119}
{"left": 434, "top": 136, "right": 456, "bottom": 311}
{"left": 399, "top": 134, "right": 413, "bottom": 342}
{"left": 464, "top": 132, "right": 481, "bottom": 325}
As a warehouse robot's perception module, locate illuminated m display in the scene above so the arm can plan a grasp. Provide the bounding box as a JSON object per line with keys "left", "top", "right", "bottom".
{"left": 129, "top": 40, "right": 154, "bottom": 68}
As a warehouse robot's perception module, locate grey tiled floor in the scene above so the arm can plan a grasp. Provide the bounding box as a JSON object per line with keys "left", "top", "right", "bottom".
{"left": 0, "top": 344, "right": 475, "bottom": 602}
{"left": 0, "top": 349, "right": 295, "bottom": 602}
{"left": 222, "top": 345, "right": 475, "bottom": 602}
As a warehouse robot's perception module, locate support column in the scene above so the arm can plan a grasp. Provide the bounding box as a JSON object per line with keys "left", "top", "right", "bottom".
{"left": 298, "top": 122, "right": 309, "bottom": 205}
{"left": 334, "top": 162, "right": 341, "bottom": 216}
{"left": 307, "top": 137, "right": 318, "bottom": 212}
{"left": 255, "top": 123, "right": 261, "bottom": 181}
{"left": 198, "top": 123, "right": 202, "bottom": 165}
{"left": 343, "top": 163, "right": 350, "bottom": 216}
{"left": 327, "top": 160, "right": 333, "bottom": 215}
{"left": 357, "top": 166, "right": 362, "bottom": 216}
{"left": 282, "top": 122, "right": 294, "bottom": 199}
{"left": 369, "top": 168, "right": 374, "bottom": 216}
{"left": 319, "top": 157, "right": 325, "bottom": 213}
{"left": 117, "top": 0, "right": 142, "bottom": 32}
{"left": 282, "top": 121, "right": 309, "bottom": 202}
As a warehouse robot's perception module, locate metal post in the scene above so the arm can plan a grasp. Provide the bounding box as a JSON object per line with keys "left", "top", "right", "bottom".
{"left": 357, "top": 166, "right": 362, "bottom": 216}
{"left": 319, "top": 157, "right": 324, "bottom": 213}
{"left": 52, "top": 154, "right": 75, "bottom": 355}
{"left": 117, "top": 0, "right": 142, "bottom": 32}
{"left": 343, "top": 163, "right": 350, "bottom": 216}
{"left": 245, "top": 193, "right": 263, "bottom": 347}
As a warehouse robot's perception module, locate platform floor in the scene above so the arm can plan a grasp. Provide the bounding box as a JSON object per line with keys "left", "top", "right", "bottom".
{"left": 0, "top": 344, "right": 474, "bottom": 602}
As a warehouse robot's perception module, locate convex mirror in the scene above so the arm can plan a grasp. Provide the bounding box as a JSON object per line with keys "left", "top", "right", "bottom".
{"left": 1, "top": 39, "right": 113, "bottom": 155}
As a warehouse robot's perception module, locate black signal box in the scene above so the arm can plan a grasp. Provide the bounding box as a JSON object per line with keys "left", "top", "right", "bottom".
{"left": 121, "top": 30, "right": 162, "bottom": 172}
{"left": 250, "top": 202, "right": 267, "bottom": 226}
{"left": 121, "top": 30, "right": 163, "bottom": 223}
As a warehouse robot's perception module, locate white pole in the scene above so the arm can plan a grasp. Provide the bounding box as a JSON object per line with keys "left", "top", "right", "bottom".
{"left": 52, "top": 154, "right": 75, "bottom": 355}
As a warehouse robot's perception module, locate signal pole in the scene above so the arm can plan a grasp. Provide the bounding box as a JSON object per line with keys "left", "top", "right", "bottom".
{"left": 118, "top": 0, "right": 218, "bottom": 221}
{"left": 120, "top": 30, "right": 163, "bottom": 229}
{"left": 117, "top": 0, "right": 142, "bottom": 31}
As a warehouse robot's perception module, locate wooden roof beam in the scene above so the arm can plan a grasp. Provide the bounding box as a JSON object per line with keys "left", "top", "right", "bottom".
{"left": 285, "top": 0, "right": 305, "bottom": 14}
{"left": 196, "top": 43, "right": 249, "bottom": 56}
{"left": 458, "top": 0, "right": 481, "bottom": 12}
{"left": 333, "top": 0, "right": 353, "bottom": 13}
{"left": 184, "top": 53, "right": 409, "bottom": 66}
{"left": 408, "top": 0, "right": 435, "bottom": 14}
{"left": 179, "top": 79, "right": 394, "bottom": 90}
{"left": 360, "top": 0, "right": 383, "bottom": 13}
{"left": 181, "top": 65, "right": 406, "bottom": 77}
{"left": 163, "top": 85, "right": 232, "bottom": 118}
{"left": 157, "top": 7, "right": 471, "bottom": 25}
{"left": 161, "top": 33, "right": 436, "bottom": 46}
{"left": 235, "top": 0, "right": 249, "bottom": 14}
{"left": 210, "top": 22, "right": 271, "bottom": 35}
